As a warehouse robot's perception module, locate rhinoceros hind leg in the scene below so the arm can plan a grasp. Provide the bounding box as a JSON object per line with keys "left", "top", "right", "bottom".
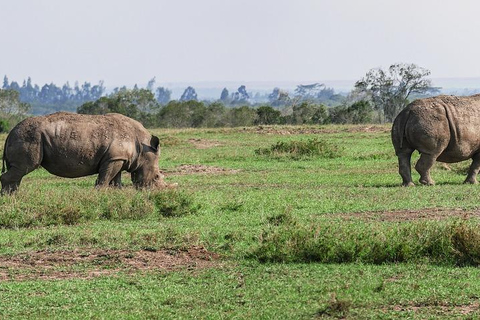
{"left": 464, "top": 154, "right": 480, "bottom": 184}
{"left": 95, "top": 161, "right": 125, "bottom": 188}
{"left": 109, "top": 171, "right": 122, "bottom": 188}
{"left": 397, "top": 150, "right": 415, "bottom": 187}
{"left": 415, "top": 153, "right": 437, "bottom": 186}
{"left": 1, "top": 166, "right": 30, "bottom": 194}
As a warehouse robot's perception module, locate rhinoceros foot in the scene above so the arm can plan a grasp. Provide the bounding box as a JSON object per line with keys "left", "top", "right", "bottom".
{"left": 419, "top": 179, "right": 435, "bottom": 186}
{"left": 402, "top": 182, "right": 415, "bottom": 187}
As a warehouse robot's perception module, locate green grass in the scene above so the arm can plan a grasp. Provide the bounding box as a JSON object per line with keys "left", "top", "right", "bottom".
{"left": 2, "top": 124, "right": 480, "bottom": 318}
{"left": 1, "top": 264, "right": 480, "bottom": 319}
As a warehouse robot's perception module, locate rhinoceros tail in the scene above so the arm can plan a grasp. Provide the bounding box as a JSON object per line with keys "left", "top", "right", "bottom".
{"left": 391, "top": 107, "right": 411, "bottom": 151}
{"left": 1, "top": 133, "right": 9, "bottom": 174}
{"left": 1, "top": 146, "right": 5, "bottom": 174}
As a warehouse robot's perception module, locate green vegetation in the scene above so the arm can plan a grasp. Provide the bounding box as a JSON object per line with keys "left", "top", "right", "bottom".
{"left": 3, "top": 62, "right": 436, "bottom": 126}
{"left": 253, "top": 216, "right": 480, "bottom": 266}
{"left": 1, "top": 125, "right": 480, "bottom": 318}
{"left": 254, "top": 138, "right": 343, "bottom": 159}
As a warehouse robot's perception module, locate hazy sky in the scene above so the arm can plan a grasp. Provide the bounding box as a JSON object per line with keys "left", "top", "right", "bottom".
{"left": 1, "top": 0, "right": 480, "bottom": 87}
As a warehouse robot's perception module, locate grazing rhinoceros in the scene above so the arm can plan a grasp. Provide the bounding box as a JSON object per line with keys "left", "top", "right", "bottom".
{"left": 392, "top": 94, "right": 480, "bottom": 186}
{"left": 1, "top": 112, "right": 169, "bottom": 193}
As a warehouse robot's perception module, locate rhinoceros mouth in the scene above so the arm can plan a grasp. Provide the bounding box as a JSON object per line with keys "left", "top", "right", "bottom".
{"left": 131, "top": 171, "right": 169, "bottom": 189}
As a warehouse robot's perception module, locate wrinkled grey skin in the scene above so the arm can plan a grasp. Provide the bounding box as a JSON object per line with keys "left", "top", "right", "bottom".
{"left": 392, "top": 94, "right": 480, "bottom": 186}
{"left": 1, "top": 112, "right": 168, "bottom": 194}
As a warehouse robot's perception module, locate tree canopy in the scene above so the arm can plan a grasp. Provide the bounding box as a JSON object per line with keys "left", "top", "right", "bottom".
{"left": 0, "top": 89, "right": 30, "bottom": 132}
{"left": 355, "top": 63, "right": 439, "bottom": 122}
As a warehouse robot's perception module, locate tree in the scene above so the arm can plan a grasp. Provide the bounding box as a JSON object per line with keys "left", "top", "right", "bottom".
{"left": 156, "top": 100, "right": 207, "bottom": 128}
{"left": 180, "top": 86, "right": 198, "bottom": 101}
{"left": 204, "top": 102, "right": 228, "bottom": 127}
{"left": 77, "top": 88, "right": 159, "bottom": 126}
{"left": 220, "top": 88, "right": 230, "bottom": 103}
{"left": 0, "top": 89, "right": 30, "bottom": 131}
{"left": 9, "top": 81, "right": 20, "bottom": 92}
{"left": 21, "top": 77, "right": 37, "bottom": 102}
{"left": 90, "top": 81, "right": 105, "bottom": 100}
{"left": 294, "top": 83, "right": 325, "bottom": 100}
{"left": 156, "top": 87, "right": 172, "bottom": 105}
{"left": 328, "top": 100, "right": 374, "bottom": 124}
{"left": 231, "top": 85, "right": 250, "bottom": 105}
{"left": 147, "top": 77, "right": 156, "bottom": 91}
{"left": 355, "top": 63, "right": 438, "bottom": 122}
{"left": 268, "top": 88, "right": 290, "bottom": 107}
{"left": 2, "top": 75, "right": 8, "bottom": 89}
{"left": 229, "top": 106, "right": 257, "bottom": 127}
{"left": 291, "top": 102, "right": 328, "bottom": 124}
{"left": 255, "top": 106, "right": 283, "bottom": 125}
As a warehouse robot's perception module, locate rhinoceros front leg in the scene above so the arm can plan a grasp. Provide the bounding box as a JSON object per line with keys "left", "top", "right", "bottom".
{"left": 95, "top": 160, "right": 125, "bottom": 188}
{"left": 415, "top": 153, "right": 437, "bottom": 186}
{"left": 464, "top": 154, "right": 480, "bottom": 184}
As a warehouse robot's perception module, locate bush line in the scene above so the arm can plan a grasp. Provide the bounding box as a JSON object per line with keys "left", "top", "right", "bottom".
{"left": 0, "top": 189, "right": 198, "bottom": 228}
{"left": 252, "top": 214, "right": 480, "bottom": 266}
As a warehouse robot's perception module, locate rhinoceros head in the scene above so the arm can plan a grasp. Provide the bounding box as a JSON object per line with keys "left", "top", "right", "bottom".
{"left": 131, "top": 135, "right": 167, "bottom": 189}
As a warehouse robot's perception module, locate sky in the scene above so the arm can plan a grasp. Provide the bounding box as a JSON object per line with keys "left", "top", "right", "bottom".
{"left": 1, "top": 0, "right": 480, "bottom": 89}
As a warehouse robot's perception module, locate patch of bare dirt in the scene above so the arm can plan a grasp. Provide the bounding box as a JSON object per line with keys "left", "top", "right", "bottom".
{"left": 388, "top": 301, "right": 480, "bottom": 316}
{"left": 346, "top": 125, "right": 390, "bottom": 133}
{"left": 0, "top": 246, "right": 221, "bottom": 281}
{"left": 340, "top": 208, "right": 480, "bottom": 222}
{"left": 188, "top": 138, "right": 223, "bottom": 149}
{"left": 164, "top": 164, "right": 240, "bottom": 176}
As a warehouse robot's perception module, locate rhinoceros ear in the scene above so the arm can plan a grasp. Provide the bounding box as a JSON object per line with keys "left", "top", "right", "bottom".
{"left": 150, "top": 135, "right": 160, "bottom": 153}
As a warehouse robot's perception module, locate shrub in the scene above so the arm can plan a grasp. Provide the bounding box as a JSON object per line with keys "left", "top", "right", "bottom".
{"left": 251, "top": 217, "right": 480, "bottom": 266}
{"left": 255, "top": 106, "right": 283, "bottom": 125}
{"left": 158, "top": 135, "right": 182, "bottom": 147}
{"left": 451, "top": 221, "right": 480, "bottom": 265}
{"left": 0, "top": 118, "right": 9, "bottom": 133}
{"left": 289, "top": 102, "right": 328, "bottom": 125}
{"left": 254, "top": 138, "right": 343, "bottom": 159}
{"left": 149, "top": 189, "right": 200, "bottom": 218}
{"left": 328, "top": 100, "right": 374, "bottom": 124}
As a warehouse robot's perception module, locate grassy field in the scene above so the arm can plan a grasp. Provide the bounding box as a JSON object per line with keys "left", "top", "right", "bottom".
{"left": 1, "top": 124, "right": 480, "bottom": 319}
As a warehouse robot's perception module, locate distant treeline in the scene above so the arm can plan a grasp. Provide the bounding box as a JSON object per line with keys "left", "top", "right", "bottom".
{"left": 2, "top": 76, "right": 106, "bottom": 115}
{"left": 0, "top": 77, "right": 373, "bottom": 132}
{"left": 1, "top": 63, "right": 441, "bottom": 130}
{"left": 76, "top": 88, "right": 374, "bottom": 128}
{"left": 2, "top": 76, "right": 344, "bottom": 115}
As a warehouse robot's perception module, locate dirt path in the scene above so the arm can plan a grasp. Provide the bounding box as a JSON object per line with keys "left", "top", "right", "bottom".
{"left": 188, "top": 138, "right": 223, "bottom": 149}
{"left": 164, "top": 164, "right": 240, "bottom": 176}
{"left": 340, "top": 207, "right": 480, "bottom": 222}
{"left": 0, "top": 246, "right": 221, "bottom": 281}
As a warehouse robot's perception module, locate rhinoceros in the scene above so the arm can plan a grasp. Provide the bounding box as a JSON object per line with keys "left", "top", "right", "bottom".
{"left": 1, "top": 112, "right": 168, "bottom": 193}
{"left": 392, "top": 94, "right": 480, "bottom": 186}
